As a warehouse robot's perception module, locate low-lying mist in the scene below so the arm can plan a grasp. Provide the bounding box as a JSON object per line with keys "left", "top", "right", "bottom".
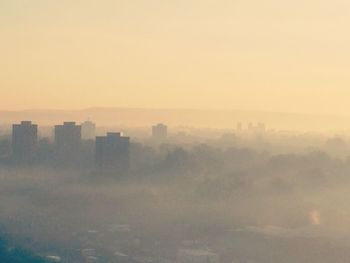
{"left": 1, "top": 139, "right": 350, "bottom": 262}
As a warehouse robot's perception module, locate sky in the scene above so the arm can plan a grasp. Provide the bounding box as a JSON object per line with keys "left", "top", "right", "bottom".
{"left": 1, "top": 0, "right": 350, "bottom": 113}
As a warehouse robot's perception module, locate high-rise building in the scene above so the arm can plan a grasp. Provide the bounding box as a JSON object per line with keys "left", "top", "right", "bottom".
{"left": 237, "top": 122, "right": 242, "bottom": 131}
{"left": 12, "top": 121, "right": 38, "bottom": 162}
{"left": 81, "top": 121, "right": 96, "bottom": 140}
{"left": 95, "top": 132, "right": 130, "bottom": 174}
{"left": 54, "top": 122, "right": 82, "bottom": 161}
{"left": 248, "top": 122, "right": 253, "bottom": 131}
{"left": 257, "top": 122, "right": 266, "bottom": 133}
{"left": 152, "top": 123, "right": 167, "bottom": 140}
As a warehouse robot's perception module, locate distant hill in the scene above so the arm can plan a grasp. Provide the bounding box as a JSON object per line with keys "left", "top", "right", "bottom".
{"left": 1, "top": 107, "right": 350, "bottom": 132}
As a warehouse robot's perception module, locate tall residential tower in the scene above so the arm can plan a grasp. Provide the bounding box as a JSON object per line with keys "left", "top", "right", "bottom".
{"left": 12, "top": 121, "right": 38, "bottom": 162}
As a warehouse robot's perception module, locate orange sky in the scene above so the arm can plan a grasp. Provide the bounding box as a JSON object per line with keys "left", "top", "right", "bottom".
{"left": 1, "top": 0, "right": 350, "bottom": 113}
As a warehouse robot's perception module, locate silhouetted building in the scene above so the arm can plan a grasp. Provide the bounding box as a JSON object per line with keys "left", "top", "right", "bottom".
{"left": 152, "top": 123, "right": 167, "bottom": 140}
{"left": 81, "top": 121, "right": 96, "bottom": 140}
{"left": 54, "top": 122, "right": 82, "bottom": 162}
{"left": 12, "top": 121, "right": 38, "bottom": 162}
{"left": 257, "top": 122, "right": 266, "bottom": 133}
{"left": 237, "top": 122, "right": 242, "bottom": 131}
{"left": 96, "top": 132, "right": 130, "bottom": 174}
{"left": 248, "top": 122, "right": 253, "bottom": 131}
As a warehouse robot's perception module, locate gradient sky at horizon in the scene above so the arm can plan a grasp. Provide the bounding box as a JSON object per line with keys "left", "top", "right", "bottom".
{"left": 1, "top": 0, "right": 350, "bottom": 113}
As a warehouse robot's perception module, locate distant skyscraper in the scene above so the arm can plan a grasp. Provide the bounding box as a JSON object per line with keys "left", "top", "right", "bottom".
{"left": 152, "top": 123, "right": 167, "bottom": 140}
{"left": 248, "top": 122, "right": 253, "bottom": 131}
{"left": 257, "top": 122, "right": 266, "bottom": 133}
{"left": 81, "top": 121, "right": 96, "bottom": 140}
{"left": 54, "top": 122, "right": 82, "bottom": 161}
{"left": 12, "top": 121, "right": 38, "bottom": 162}
{"left": 95, "top": 132, "right": 130, "bottom": 174}
{"left": 237, "top": 122, "right": 242, "bottom": 131}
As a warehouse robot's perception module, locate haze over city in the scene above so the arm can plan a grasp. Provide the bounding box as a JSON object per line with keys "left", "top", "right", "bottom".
{"left": 2, "top": 1, "right": 350, "bottom": 263}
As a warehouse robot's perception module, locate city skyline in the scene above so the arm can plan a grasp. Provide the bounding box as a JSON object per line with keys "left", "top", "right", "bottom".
{"left": 2, "top": 1, "right": 350, "bottom": 263}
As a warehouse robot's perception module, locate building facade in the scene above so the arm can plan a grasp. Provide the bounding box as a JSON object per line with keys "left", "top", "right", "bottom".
{"left": 12, "top": 121, "right": 38, "bottom": 162}
{"left": 152, "top": 123, "right": 167, "bottom": 140}
{"left": 54, "top": 122, "right": 82, "bottom": 162}
{"left": 81, "top": 121, "right": 96, "bottom": 140}
{"left": 95, "top": 132, "right": 130, "bottom": 174}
